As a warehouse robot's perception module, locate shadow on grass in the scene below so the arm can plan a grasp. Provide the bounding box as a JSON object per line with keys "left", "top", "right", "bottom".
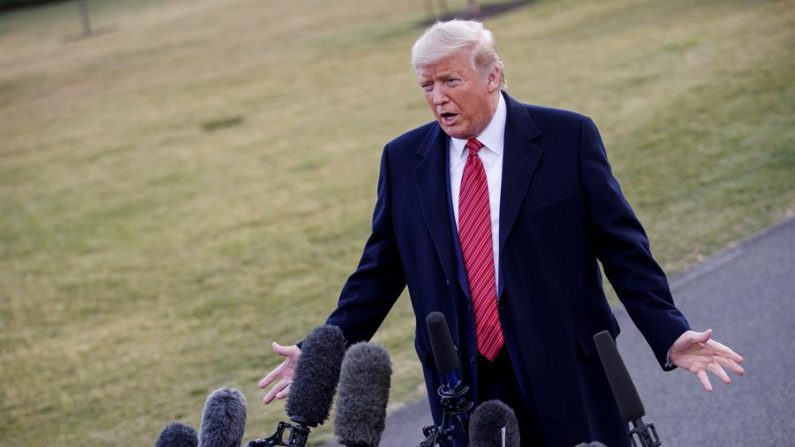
{"left": 419, "top": 0, "right": 534, "bottom": 27}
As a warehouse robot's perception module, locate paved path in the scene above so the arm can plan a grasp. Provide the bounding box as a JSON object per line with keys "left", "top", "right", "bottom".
{"left": 325, "top": 215, "right": 795, "bottom": 446}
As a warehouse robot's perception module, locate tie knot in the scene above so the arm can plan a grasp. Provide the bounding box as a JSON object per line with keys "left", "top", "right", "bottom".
{"left": 466, "top": 138, "right": 484, "bottom": 156}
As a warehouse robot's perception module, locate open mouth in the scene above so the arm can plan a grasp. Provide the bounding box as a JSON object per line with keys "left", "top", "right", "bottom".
{"left": 440, "top": 112, "right": 458, "bottom": 125}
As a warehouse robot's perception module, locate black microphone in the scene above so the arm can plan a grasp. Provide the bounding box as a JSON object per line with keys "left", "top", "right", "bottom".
{"left": 334, "top": 342, "right": 393, "bottom": 447}
{"left": 247, "top": 324, "right": 347, "bottom": 447}
{"left": 426, "top": 311, "right": 462, "bottom": 389}
{"left": 418, "top": 312, "right": 473, "bottom": 447}
{"left": 155, "top": 421, "right": 198, "bottom": 447}
{"left": 198, "top": 388, "right": 247, "bottom": 447}
{"left": 593, "top": 330, "right": 661, "bottom": 447}
{"left": 468, "top": 400, "right": 520, "bottom": 447}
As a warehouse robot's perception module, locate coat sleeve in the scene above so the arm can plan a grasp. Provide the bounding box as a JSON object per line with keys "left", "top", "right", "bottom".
{"left": 578, "top": 117, "right": 690, "bottom": 370}
{"left": 325, "top": 145, "right": 407, "bottom": 345}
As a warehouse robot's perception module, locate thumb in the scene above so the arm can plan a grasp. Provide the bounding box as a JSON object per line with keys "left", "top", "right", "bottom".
{"left": 692, "top": 328, "right": 713, "bottom": 344}
{"left": 271, "top": 341, "right": 299, "bottom": 358}
{"left": 672, "top": 329, "right": 712, "bottom": 354}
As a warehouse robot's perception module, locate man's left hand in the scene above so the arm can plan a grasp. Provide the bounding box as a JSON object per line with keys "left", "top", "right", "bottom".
{"left": 669, "top": 329, "right": 745, "bottom": 391}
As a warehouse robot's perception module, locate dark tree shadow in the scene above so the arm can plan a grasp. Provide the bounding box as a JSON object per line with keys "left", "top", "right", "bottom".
{"left": 419, "top": 0, "right": 534, "bottom": 27}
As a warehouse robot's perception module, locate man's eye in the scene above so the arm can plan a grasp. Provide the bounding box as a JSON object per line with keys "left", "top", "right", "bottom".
{"left": 447, "top": 79, "right": 461, "bottom": 86}
{"left": 422, "top": 84, "right": 433, "bottom": 92}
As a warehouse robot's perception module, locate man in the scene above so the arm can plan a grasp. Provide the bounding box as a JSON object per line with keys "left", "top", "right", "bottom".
{"left": 259, "top": 20, "right": 744, "bottom": 446}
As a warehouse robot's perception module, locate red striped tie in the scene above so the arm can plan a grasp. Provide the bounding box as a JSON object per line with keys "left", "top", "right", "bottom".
{"left": 458, "top": 138, "right": 503, "bottom": 361}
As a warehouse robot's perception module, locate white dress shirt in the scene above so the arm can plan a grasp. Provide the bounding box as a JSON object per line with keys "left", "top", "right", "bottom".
{"left": 449, "top": 92, "right": 506, "bottom": 291}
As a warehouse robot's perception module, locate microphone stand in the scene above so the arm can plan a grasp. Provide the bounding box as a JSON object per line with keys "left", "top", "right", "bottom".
{"left": 629, "top": 417, "right": 661, "bottom": 447}
{"left": 418, "top": 375, "right": 473, "bottom": 447}
{"left": 245, "top": 420, "right": 311, "bottom": 447}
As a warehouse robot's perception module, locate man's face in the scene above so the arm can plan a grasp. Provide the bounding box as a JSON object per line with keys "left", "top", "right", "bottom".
{"left": 417, "top": 50, "right": 500, "bottom": 139}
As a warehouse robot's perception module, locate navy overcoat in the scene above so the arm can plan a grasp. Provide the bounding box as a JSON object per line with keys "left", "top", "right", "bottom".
{"left": 326, "top": 92, "right": 690, "bottom": 447}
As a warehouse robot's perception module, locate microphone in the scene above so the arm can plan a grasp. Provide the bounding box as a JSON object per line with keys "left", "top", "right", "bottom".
{"left": 334, "top": 342, "right": 393, "bottom": 447}
{"left": 155, "top": 422, "right": 198, "bottom": 447}
{"left": 286, "top": 324, "right": 347, "bottom": 427}
{"left": 247, "top": 324, "right": 347, "bottom": 447}
{"left": 468, "top": 400, "right": 520, "bottom": 447}
{"left": 593, "top": 330, "right": 661, "bottom": 447}
{"left": 418, "top": 312, "right": 473, "bottom": 446}
{"left": 426, "top": 311, "right": 462, "bottom": 389}
{"left": 573, "top": 442, "right": 607, "bottom": 447}
{"left": 198, "top": 388, "right": 247, "bottom": 447}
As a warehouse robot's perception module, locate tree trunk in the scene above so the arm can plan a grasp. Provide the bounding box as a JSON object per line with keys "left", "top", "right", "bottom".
{"left": 467, "top": 0, "right": 481, "bottom": 16}
{"left": 77, "top": 0, "right": 92, "bottom": 37}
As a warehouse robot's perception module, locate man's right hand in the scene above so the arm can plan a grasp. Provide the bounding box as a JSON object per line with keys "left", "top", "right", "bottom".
{"left": 258, "top": 342, "right": 301, "bottom": 404}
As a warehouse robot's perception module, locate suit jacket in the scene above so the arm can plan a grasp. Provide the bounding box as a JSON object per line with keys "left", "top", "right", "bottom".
{"left": 326, "top": 92, "right": 690, "bottom": 447}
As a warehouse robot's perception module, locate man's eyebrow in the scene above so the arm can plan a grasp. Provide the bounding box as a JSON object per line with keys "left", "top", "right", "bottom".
{"left": 418, "top": 71, "right": 461, "bottom": 83}
{"left": 437, "top": 73, "right": 459, "bottom": 81}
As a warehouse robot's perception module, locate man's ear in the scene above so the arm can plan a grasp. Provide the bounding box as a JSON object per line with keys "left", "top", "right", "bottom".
{"left": 486, "top": 65, "right": 501, "bottom": 92}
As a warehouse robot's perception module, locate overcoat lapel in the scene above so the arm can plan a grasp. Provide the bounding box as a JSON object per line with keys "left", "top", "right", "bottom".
{"left": 412, "top": 125, "right": 457, "bottom": 284}
{"left": 498, "top": 94, "right": 543, "bottom": 296}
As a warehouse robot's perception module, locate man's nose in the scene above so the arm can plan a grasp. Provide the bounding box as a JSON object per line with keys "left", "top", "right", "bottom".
{"left": 432, "top": 86, "right": 448, "bottom": 105}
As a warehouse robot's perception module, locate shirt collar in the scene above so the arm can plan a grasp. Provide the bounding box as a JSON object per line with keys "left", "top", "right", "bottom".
{"left": 450, "top": 91, "right": 507, "bottom": 159}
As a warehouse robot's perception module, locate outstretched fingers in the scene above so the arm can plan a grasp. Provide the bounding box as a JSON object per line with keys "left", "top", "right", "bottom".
{"left": 258, "top": 361, "right": 286, "bottom": 389}
{"left": 263, "top": 379, "right": 290, "bottom": 404}
{"left": 275, "top": 383, "right": 291, "bottom": 400}
{"left": 258, "top": 341, "right": 301, "bottom": 404}
{"left": 707, "top": 338, "right": 744, "bottom": 364}
{"left": 696, "top": 370, "right": 713, "bottom": 392}
{"left": 714, "top": 353, "right": 745, "bottom": 376}
{"left": 707, "top": 362, "right": 732, "bottom": 385}
{"left": 671, "top": 329, "right": 745, "bottom": 393}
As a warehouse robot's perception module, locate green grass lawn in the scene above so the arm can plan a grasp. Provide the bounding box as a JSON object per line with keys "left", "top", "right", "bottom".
{"left": 1, "top": 0, "right": 793, "bottom": 445}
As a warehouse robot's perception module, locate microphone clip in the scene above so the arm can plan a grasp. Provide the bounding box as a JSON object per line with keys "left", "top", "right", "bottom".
{"left": 418, "top": 381, "right": 474, "bottom": 447}
{"left": 629, "top": 418, "right": 661, "bottom": 447}
{"left": 245, "top": 421, "right": 310, "bottom": 447}
{"left": 437, "top": 380, "right": 474, "bottom": 416}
